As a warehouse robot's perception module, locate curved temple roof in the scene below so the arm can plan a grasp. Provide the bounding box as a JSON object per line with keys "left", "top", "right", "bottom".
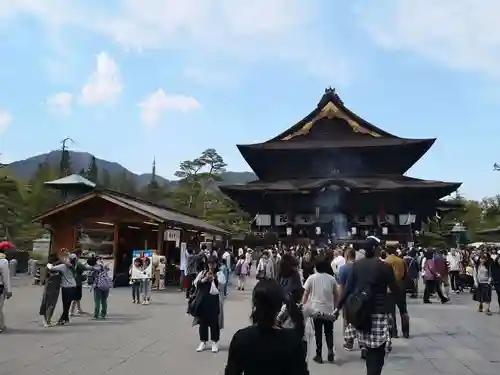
{"left": 236, "top": 88, "right": 436, "bottom": 175}
{"left": 269, "top": 87, "right": 397, "bottom": 142}
{"left": 220, "top": 175, "right": 462, "bottom": 198}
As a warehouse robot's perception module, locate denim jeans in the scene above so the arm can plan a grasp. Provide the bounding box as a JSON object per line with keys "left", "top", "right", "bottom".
{"left": 141, "top": 279, "right": 151, "bottom": 300}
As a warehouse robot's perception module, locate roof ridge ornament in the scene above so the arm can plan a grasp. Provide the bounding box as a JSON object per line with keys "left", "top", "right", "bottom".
{"left": 324, "top": 86, "right": 343, "bottom": 105}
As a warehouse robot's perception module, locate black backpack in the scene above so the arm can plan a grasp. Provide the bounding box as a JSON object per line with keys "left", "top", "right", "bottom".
{"left": 345, "top": 283, "right": 373, "bottom": 331}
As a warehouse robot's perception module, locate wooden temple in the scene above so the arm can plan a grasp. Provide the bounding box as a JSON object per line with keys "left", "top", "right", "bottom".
{"left": 220, "top": 88, "right": 461, "bottom": 244}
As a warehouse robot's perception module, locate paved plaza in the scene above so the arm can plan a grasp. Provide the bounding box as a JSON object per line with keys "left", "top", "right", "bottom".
{"left": 1, "top": 277, "right": 500, "bottom": 375}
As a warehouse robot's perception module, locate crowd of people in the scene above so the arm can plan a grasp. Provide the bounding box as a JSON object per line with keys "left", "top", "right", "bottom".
{"left": 1, "top": 239, "right": 500, "bottom": 375}
{"left": 219, "top": 240, "right": 500, "bottom": 375}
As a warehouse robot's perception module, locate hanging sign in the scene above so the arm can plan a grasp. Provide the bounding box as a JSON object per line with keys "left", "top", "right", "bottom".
{"left": 274, "top": 214, "right": 289, "bottom": 226}
{"left": 295, "top": 214, "right": 314, "bottom": 225}
{"left": 255, "top": 214, "right": 271, "bottom": 226}
{"left": 164, "top": 229, "right": 181, "bottom": 246}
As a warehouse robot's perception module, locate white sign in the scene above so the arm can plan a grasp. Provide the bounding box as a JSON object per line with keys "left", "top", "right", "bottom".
{"left": 295, "top": 214, "right": 314, "bottom": 225}
{"left": 32, "top": 238, "right": 50, "bottom": 253}
{"left": 180, "top": 242, "right": 187, "bottom": 271}
{"left": 255, "top": 214, "right": 271, "bottom": 226}
{"left": 164, "top": 229, "right": 181, "bottom": 246}
{"left": 274, "top": 214, "right": 289, "bottom": 226}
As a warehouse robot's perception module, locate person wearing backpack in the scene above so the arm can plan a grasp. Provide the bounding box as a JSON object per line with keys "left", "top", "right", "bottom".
{"left": 92, "top": 257, "right": 113, "bottom": 320}
{"left": 334, "top": 236, "right": 409, "bottom": 375}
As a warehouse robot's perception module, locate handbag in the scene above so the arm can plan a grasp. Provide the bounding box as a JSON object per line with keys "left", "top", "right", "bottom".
{"left": 187, "top": 289, "right": 201, "bottom": 316}
{"left": 217, "top": 270, "right": 227, "bottom": 285}
{"left": 210, "top": 281, "right": 219, "bottom": 295}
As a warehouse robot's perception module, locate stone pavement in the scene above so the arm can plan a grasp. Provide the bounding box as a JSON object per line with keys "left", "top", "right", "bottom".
{"left": 1, "top": 280, "right": 500, "bottom": 375}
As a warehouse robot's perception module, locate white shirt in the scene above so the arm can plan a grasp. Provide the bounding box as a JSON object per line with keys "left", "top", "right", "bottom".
{"left": 245, "top": 251, "right": 252, "bottom": 263}
{"left": 158, "top": 263, "right": 166, "bottom": 275}
{"left": 446, "top": 252, "right": 461, "bottom": 271}
{"left": 331, "top": 255, "right": 346, "bottom": 276}
{"left": 222, "top": 251, "right": 231, "bottom": 269}
{"left": 303, "top": 272, "right": 337, "bottom": 314}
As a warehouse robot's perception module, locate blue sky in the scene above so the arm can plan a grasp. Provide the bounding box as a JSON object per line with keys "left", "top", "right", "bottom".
{"left": 0, "top": 0, "right": 499, "bottom": 200}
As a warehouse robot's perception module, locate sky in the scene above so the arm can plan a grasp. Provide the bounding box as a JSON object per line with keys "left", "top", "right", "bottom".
{"left": 0, "top": 0, "right": 499, "bottom": 200}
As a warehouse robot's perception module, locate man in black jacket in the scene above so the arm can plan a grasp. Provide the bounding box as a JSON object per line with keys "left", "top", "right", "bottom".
{"left": 334, "top": 236, "right": 409, "bottom": 375}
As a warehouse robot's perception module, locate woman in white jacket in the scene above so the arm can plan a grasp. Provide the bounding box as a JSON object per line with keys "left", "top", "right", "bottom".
{"left": 0, "top": 250, "right": 12, "bottom": 333}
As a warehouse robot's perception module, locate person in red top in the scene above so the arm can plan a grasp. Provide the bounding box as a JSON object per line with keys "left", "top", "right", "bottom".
{"left": 433, "top": 250, "right": 450, "bottom": 298}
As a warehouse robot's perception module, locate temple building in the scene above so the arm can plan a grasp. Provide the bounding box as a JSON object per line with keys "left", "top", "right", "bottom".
{"left": 220, "top": 88, "right": 461, "bottom": 244}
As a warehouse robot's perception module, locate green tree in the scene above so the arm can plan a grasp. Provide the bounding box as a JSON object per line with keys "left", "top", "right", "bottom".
{"left": 0, "top": 166, "right": 23, "bottom": 240}
{"left": 101, "top": 169, "right": 112, "bottom": 188}
{"left": 86, "top": 156, "right": 99, "bottom": 183}
{"left": 113, "top": 170, "right": 138, "bottom": 196}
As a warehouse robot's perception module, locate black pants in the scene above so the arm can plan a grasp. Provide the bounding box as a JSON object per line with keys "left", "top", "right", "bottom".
{"left": 59, "top": 287, "right": 75, "bottom": 323}
{"left": 313, "top": 318, "right": 334, "bottom": 355}
{"left": 365, "top": 343, "right": 386, "bottom": 375}
{"left": 410, "top": 278, "right": 418, "bottom": 298}
{"left": 423, "top": 279, "right": 447, "bottom": 302}
{"left": 449, "top": 271, "right": 460, "bottom": 291}
{"left": 387, "top": 292, "right": 409, "bottom": 337}
{"left": 199, "top": 320, "right": 220, "bottom": 342}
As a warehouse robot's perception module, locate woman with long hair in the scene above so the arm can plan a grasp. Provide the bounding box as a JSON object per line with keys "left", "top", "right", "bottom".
{"left": 225, "top": 279, "right": 309, "bottom": 375}
{"left": 473, "top": 253, "right": 493, "bottom": 315}
{"left": 46, "top": 253, "right": 77, "bottom": 325}
{"left": 193, "top": 256, "right": 223, "bottom": 353}
{"left": 39, "top": 253, "right": 62, "bottom": 327}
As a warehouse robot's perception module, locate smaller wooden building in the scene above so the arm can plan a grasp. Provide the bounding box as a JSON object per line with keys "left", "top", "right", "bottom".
{"left": 33, "top": 189, "right": 227, "bottom": 284}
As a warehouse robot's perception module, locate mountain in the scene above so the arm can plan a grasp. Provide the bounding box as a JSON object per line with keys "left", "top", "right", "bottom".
{"left": 6, "top": 150, "right": 256, "bottom": 187}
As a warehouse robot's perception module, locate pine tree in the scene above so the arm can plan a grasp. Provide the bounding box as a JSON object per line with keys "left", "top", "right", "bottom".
{"left": 86, "top": 156, "right": 99, "bottom": 183}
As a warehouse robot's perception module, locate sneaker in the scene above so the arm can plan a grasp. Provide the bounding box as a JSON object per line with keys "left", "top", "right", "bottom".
{"left": 211, "top": 342, "right": 219, "bottom": 353}
{"left": 313, "top": 355, "right": 323, "bottom": 364}
{"left": 141, "top": 300, "right": 147, "bottom": 305}
{"left": 196, "top": 342, "right": 207, "bottom": 352}
{"left": 133, "top": 300, "right": 137, "bottom": 304}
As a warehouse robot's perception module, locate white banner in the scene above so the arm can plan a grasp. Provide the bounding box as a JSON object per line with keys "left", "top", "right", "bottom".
{"left": 398, "top": 214, "right": 416, "bottom": 225}
{"left": 295, "top": 214, "right": 315, "bottom": 225}
{"left": 378, "top": 214, "right": 396, "bottom": 225}
{"left": 255, "top": 214, "right": 271, "bottom": 226}
{"left": 274, "top": 214, "right": 289, "bottom": 226}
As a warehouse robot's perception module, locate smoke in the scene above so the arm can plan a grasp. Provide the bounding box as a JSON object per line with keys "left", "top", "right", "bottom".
{"left": 314, "top": 186, "right": 349, "bottom": 240}
{"left": 311, "top": 150, "right": 366, "bottom": 241}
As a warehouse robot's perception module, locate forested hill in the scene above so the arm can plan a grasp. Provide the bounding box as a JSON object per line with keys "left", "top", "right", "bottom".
{"left": 6, "top": 150, "right": 256, "bottom": 187}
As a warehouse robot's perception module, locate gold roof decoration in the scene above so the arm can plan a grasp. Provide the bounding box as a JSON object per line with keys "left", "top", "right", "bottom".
{"left": 282, "top": 101, "right": 382, "bottom": 141}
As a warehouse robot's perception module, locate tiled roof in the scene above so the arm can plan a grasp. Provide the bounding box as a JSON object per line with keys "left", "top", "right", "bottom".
{"left": 106, "top": 193, "right": 227, "bottom": 234}
{"left": 45, "top": 174, "right": 96, "bottom": 187}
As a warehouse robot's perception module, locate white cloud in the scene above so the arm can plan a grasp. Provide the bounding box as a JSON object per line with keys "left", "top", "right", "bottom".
{"left": 0, "top": 0, "right": 348, "bottom": 81}
{"left": 0, "top": 110, "right": 12, "bottom": 134}
{"left": 358, "top": 0, "right": 500, "bottom": 77}
{"left": 46, "top": 92, "right": 73, "bottom": 114}
{"left": 138, "top": 89, "right": 201, "bottom": 126}
{"left": 80, "top": 52, "right": 122, "bottom": 105}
